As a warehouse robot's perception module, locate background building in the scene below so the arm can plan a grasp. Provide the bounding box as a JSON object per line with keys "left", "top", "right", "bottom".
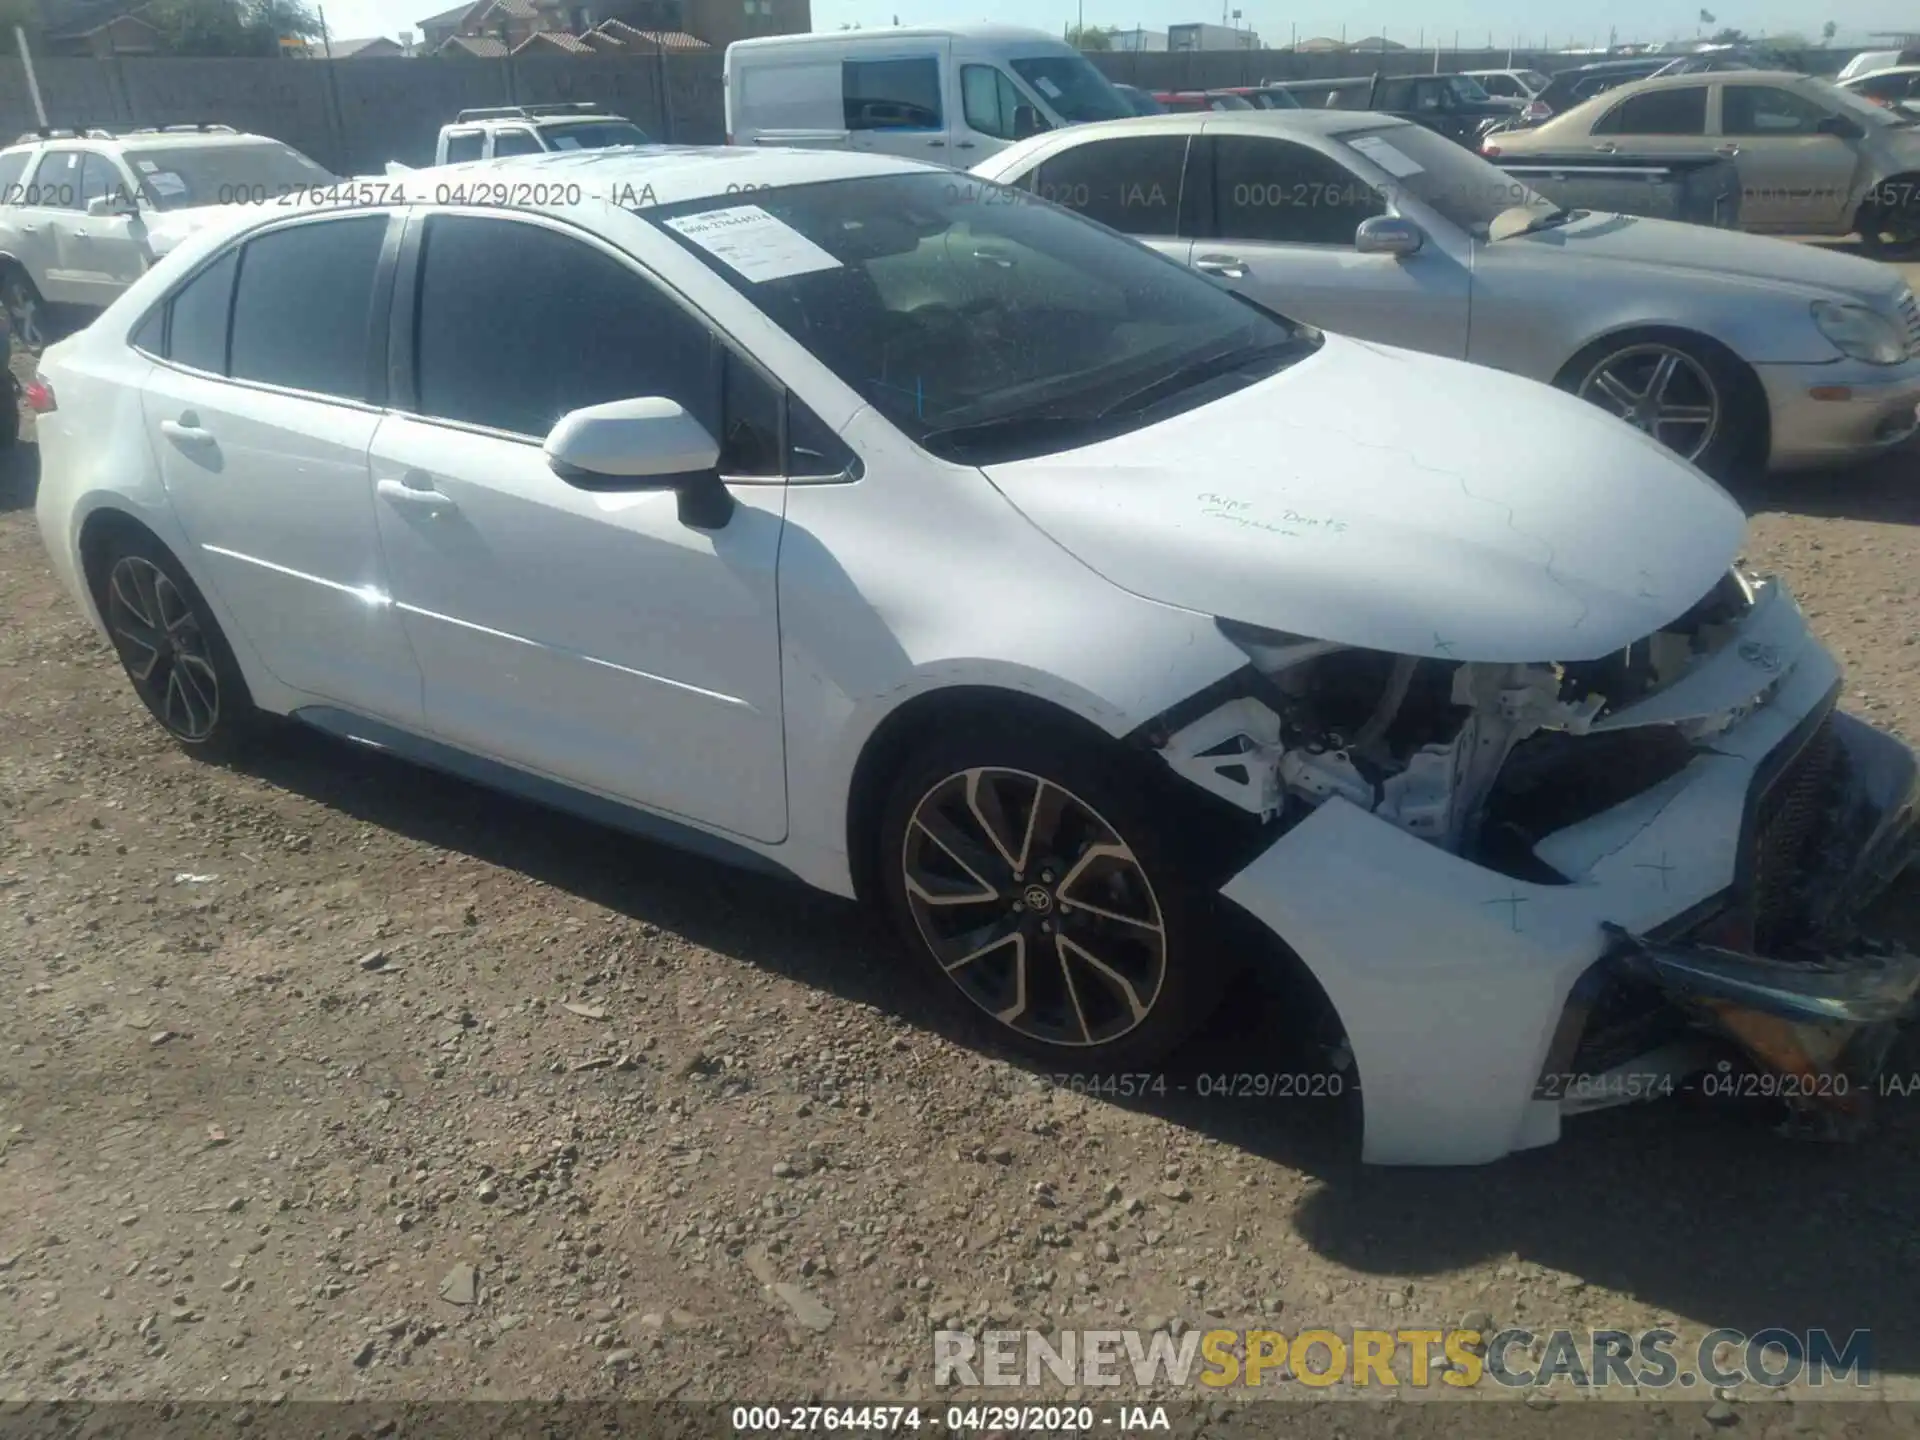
{"left": 1167, "top": 21, "right": 1261, "bottom": 51}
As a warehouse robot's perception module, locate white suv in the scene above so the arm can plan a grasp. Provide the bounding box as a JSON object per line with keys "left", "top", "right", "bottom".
{"left": 429, "top": 104, "right": 651, "bottom": 166}
{"left": 0, "top": 124, "right": 336, "bottom": 350}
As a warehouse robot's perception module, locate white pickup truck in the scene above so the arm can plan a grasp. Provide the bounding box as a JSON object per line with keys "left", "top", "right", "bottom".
{"left": 424, "top": 103, "right": 651, "bottom": 165}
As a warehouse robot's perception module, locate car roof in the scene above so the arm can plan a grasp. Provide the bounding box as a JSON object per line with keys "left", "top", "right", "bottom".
{"left": 1602, "top": 68, "right": 1810, "bottom": 92}
{"left": 730, "top": 22, "right": 1058, "bottom": 50}
{"left": 1845, "top": 65, "right": 1920, "bottom": 80}
{"left": 1017, "top": 110, "right": 1409, "bottom": 140}
{"left": 6, "top": 129, "right": 281, "bottom": 152}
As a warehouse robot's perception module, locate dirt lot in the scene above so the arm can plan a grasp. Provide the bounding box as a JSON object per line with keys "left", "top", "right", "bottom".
{"left": 3, "top": 338, "right": 1920, "bottom": 1430}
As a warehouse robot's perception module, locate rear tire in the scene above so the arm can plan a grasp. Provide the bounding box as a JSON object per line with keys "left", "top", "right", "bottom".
{"left": 92, "top": 529, "right": 262, "bottom": 759}
{"left": 1557, "top": 331, "right": 1762, "bottom": 480}
{"left": 876, "top": 717, "right": 1233, "bottom": 1070}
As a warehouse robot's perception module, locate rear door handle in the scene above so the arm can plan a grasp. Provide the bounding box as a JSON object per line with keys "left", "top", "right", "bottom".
{"left": 1715, "top": 143, "right": 1741, "bottom": 155}
{"left": 159, "top": 418, "right": 214, "bottom": 446}
{"left": 377, "top": 476, "right": 457, "bottom": 515}
{"left": 1194, "top": 254, "right": 1249, "bottom": 279}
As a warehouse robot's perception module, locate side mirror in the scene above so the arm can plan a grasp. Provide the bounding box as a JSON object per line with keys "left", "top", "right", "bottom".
{"left": 87, "top": 193, "right": 138, "bottom": 218}
{"left": 1817, "top": 114, "right": 1864, "bottom": 139}
{"left": 544, "top": 397, "right": 735, "bottom": 530}
{"left": 1355, "top": 215, "right": 1423, "bottom": 257}
{"left": 1012, "top": 103, "right": 1044, "bottom": 140}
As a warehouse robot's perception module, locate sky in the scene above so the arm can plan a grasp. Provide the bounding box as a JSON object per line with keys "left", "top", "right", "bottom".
{"left": 314, "top": 0, "right": 1917, "bottom": 49}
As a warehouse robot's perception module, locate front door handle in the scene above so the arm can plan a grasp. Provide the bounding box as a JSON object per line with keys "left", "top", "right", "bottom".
{"left": 1194, "top": 254, "right": 1250, "bottom": 279}
{"left": 1715, "top": 143, "right": 1741, "bottom": 155}
{"left": 1590, "top": 142, "right": 1618, "bottom": 153}
{"left": 159, "top": 418, "right": 214, "bottom": 446}
{"left": 926, "top": 138, "right": 946, "bottom": 147}
{"left": 377, "top": 476, "right": 457, "bottom": 515}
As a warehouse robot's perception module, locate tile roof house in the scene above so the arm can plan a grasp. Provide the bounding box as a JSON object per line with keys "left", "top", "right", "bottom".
{"left": 36, "top": 1, "right": 163, "bottom": 57}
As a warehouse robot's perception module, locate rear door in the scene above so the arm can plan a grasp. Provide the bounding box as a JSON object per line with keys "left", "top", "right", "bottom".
{"left": 1585, "top": 82, "right": 1711, "bottom": 157}
{"left": 138, "top": 210, "right": 423, "bottom": 723}
{"left": 1186, "top": 127, "right": 1469, "bottom": 357}
{"left": 1714, "top": 81, "right": 1858, "bottom": 230}
{"left": 842, "top": 41, "right": 954, "bottom": 161}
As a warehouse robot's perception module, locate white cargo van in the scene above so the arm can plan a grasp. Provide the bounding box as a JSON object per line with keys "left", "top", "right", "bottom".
{"left": 724, "top": 23, "right": 1132, "bottom": 162}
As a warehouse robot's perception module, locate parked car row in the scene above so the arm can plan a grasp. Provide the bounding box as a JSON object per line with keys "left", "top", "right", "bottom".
{"left": 28, "top": 138, "right": 1920, "bottom": 1166}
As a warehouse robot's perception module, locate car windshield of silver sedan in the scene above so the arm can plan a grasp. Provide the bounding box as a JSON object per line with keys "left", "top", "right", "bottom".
{"left": 647, "top": 172, "right": 1318, "bottom": 463}
{"left": 1344, "top": 124, "right": 1556, "bottom": 239}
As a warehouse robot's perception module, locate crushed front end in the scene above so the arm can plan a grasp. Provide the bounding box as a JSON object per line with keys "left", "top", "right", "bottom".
{"left": 1156, "top": 573, "right": 1920, "bottom": 1165}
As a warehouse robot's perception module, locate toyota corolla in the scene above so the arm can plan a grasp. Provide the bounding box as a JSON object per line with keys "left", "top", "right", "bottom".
{"left": 31, "top": 147, "right": 1920, "bottom": 1165}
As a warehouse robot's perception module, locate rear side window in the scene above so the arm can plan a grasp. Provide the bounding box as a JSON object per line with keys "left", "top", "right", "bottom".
{"left": 1029, "top": 135, "right": 1186, "bottom": 235}
{"left": 844, "top": 57, "right": 942, "bottom": 130}
{"left": 165, "top": 249, "right": 240, "bottom": 373}
{"left": 0, "top": 150, "right": 31, "bottom": 198}
{"left": 229, "top": 216, "right": 386, "bottom": 399}
{"left": 443, "top": 129, "right": 484, "bottom": 162}
{"left": 1593, "top": 85, "right": 1708, "bottom": 136}
{"left": 1720, "top": 85, "right": 1831, "bottom": 136}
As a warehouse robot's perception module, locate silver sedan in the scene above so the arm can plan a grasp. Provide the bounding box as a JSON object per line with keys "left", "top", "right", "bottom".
{"left": 971, "top": 111, "right": 1920, "bottom": 476}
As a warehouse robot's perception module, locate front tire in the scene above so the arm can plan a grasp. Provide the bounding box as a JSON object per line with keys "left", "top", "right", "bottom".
{"left": 2, "top": 269, "right": 49, "bottom": 355}
{"left": 94, "top": 530, "right": 261, "bottom": 758}
{"left": 877, "top": 719, "right": 1231, "bottom": 1069}
{"left": 1856, "top": 177, "right": 1920, "bottom": 260}
{"left": 1558, "top": 332, "right": 1759, "bottom": 478}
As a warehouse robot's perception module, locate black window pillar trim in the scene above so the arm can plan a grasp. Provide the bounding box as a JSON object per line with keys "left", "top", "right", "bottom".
{"left": 1179, "top": 131, "right": 1216, "bottom": 242}
{"left": 364, "top": 209, "right": 411, "bottom": 409}
{"left": 387, "top": 207, "right": 425, "bottom": 414}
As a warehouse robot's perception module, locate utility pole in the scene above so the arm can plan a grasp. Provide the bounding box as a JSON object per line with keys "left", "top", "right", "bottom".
{"left": 14, "top": 26, "right": 46, "bottom": 127}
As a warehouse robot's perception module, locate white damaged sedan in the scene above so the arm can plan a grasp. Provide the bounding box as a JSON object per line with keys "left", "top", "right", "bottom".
{"left": 31, "top": 147, "right": 1920, "bottom": 1165}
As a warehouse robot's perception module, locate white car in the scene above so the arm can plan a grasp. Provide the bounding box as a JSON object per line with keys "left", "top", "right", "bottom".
{"left": 0, "top": 124, "right": 337, "bottom": 351}
{"left": 973, "top": 111, "right": 1920, "bottom": 476}
{"left": 32, "top": 148, "right": 1920, "bottom": 1166}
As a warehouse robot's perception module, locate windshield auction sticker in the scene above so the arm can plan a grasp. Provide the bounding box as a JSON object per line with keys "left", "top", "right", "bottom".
{"left": 664, "top": 204, "right": 842, "bottom": 283}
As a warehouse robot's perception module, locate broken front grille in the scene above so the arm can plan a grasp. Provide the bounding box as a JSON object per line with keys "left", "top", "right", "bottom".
{"left": 1751, "top": 713, "right": 1845, "bottom": 954}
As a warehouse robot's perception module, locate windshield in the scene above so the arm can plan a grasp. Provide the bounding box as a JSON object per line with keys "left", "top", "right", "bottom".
{"left": 127, "top": 142, "right": 335, "bottom": 210}
{"left": 1343, "top": 124, "right": 1552, "bottom": 238}
{"left": 1520, "top": 70, "right": 1550, "bottom": 91}
{"left": 647, "top": 172, "right": 1312, "bottom": 463}
{"left": 1007, "top": 54, "right": 1132, "bottom": 123}
{"left": 1818, "top": 78, "right": 1914, "bottom": 127}
{"left": 541, "top": 120, "right": 650, "bottom": 149}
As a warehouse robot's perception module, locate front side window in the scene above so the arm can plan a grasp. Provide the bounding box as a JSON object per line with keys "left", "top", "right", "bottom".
{"left": 1006, "top": 53, "right": 1131, "bottom": 123}
{"left": 410, "top": 213, "right": 779, "bottom": 477}
{"left": 1720, "top": 85, "right": 1834, "bottom": 136}
{"left": 1478, "top": 74, "right": 1520, "bottom": 97}
{"left": 843, "top": 57, "right": 942, "bottom": 131}
{"left": 1028, "top": 134, "right": 1186, "bottom": 234}
{"left": 79, "top": 152, "right": 127, "bottom": 208}
{"left": 444, "top": 130, "right": 484, "bottom": 162}
{"left": 647, "top": 171, "right": 1315, "bottom": 464}
{"left": 1212, "top": 135, "right": 1384, "bottom": 246}
{"left": 491, "top": 128, "right": 545, "bottom": 157}
{"left": 228, "top": 216, "right": 386, "bottom": 399}
{"left": 961, "top": 65, "right": 1028, "bottom": 141}
{"left": 1593, "top": 85, "right": 1708, "bottom": 136}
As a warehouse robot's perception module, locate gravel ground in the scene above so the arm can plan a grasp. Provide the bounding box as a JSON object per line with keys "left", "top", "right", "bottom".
{"left": 3, "top": 338, "right": 1920, "bottom": 1430}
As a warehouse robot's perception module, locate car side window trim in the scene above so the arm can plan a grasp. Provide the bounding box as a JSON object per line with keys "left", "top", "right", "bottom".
{"left": 143, "top": 210, "right": 404, "bottom": 410}
{"left": 388, "top": 207, "right": 862, "bottom": 484}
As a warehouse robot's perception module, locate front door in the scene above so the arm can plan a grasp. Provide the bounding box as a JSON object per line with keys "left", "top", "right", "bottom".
{"left": 1715, "top": 81, "right": 1860, "bottom": 231}
{"left": 57, "top": 152, "right": 149, "bottom": 309}
{"left": 842, "top": 44, "right": 955, "bottom": 163}
{"left": 1188, "top": 130, "right": 1471, "bottom": 358}
{"left": 371, "top": 211, "right": 789, "bottom": 844}
{"left": 140, "top": 211, "right": 423, "bottom": 723}
{"left": 12, "top": 148, "right": 88, "bottom": 305}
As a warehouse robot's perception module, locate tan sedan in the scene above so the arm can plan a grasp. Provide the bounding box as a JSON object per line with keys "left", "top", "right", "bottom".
{"left": 1485, "top": 71, "right": 1920, "bottom": 256}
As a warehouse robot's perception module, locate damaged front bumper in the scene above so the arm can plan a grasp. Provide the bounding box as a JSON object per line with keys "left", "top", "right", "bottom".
{"left": 1220, "top": 580, "right": 1920, "bottom": 1166}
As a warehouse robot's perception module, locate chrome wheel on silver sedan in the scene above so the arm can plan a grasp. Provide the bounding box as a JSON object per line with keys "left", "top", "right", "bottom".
{"left": 107, "top": 556, "right": 221, "bottom": 741}
{"left": 1576, "top": 343, "right": 1721, "bottom": 463}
